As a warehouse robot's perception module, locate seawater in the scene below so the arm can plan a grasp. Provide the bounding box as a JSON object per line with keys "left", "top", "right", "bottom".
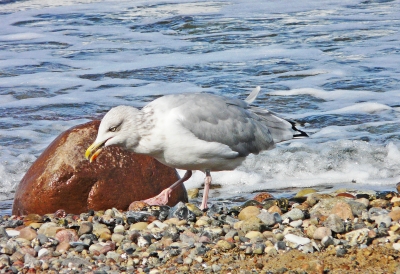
{"left": 1, "top": 0, "right": 400, "bottom": 215}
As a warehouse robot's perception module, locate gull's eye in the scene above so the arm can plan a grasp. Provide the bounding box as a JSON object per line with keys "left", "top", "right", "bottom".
{"left": 109, "top": 126, "right": 117, "bottom": 132}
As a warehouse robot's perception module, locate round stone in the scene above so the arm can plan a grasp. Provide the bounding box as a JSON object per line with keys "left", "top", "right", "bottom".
{"left": 313, "top": 227, "right": 332, "bottom": 240}
{"left": 238, "top": 206, "right": 261, "bottom": 221}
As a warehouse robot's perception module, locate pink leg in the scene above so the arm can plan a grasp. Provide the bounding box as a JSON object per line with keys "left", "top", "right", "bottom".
{"left": 142, "top": 170, "right": 192, "bottom": 206}
{"left": 200, "top": 170, "right": 212, "bottom": 210}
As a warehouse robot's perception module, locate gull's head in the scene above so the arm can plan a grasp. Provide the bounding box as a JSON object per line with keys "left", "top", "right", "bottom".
{"left": 85, "top": 105, "right": 140, "bottom": 162}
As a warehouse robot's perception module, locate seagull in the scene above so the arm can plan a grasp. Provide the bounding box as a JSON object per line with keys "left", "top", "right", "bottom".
{"left": 85, "top": 87, "right": 308, "bottom": 210}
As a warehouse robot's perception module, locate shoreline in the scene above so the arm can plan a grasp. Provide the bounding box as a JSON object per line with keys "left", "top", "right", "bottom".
{"left": 1, "top": 187, "right": 400, "bottom": 273}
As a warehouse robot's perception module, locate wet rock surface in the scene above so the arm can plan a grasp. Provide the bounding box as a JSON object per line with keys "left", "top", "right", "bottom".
{"left": 2, "top": 188, "right": 400, "bottom": 273}
{"left": 12, "top": 121, "right": 187, "bottom": 215}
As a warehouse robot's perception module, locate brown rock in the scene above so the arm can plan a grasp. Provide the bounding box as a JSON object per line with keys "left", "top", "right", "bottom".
{"left": 267, "top": 205, "right": 282, "bottom": 215}
{"left": 253, "top": 192, "right": 274, "bottom": 203}
{"left": 331, "top": 201, "right": 354, "bottom": 220}
{"left": 55, "top": 229, "right": 78, "bottom": 243}
{"left": 370, "top": 199, "right": 390, "bottom": 208}
{"left": 238, "top": 206, "right": 261, "bottom": 221}
{"left": 13, "top": 121, "right": 187, "bottom": 215}
{"left": 56, "top": 242, "right": 70, "bottom": 253}
{"left": 128, "top": 201, "right": 149, "bottom": 211}
{"left": 18, "top": 227, "right": 37, "bottom": 241}
{"left": 389, "top": 209, "right": 400, "bottom": 221}
{"left": 336, "top": 193, "right": 355, "bottom": 199}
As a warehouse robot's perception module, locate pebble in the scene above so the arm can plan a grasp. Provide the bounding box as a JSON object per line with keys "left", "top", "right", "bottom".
{"left": 321, "top": 236, "right": 335, "bottom": 247}
{"left": 345, "top": 228, "right": 370, "bottom": 246}
{"left": 313, "top": 227, "right": 332, "bottom": 240}
{"left": 78, "top": 221, "right": 93, "bottom": 235}
{"left": 18, "top": 227, "right": 37, "bottom": 241}
{"left": 331, "top": 201, "right": 354, "bottom": 220}
{"left": 284, "top": 234, "right": 311, "bottom": 246}
{"left": 0, "top": 188, "right": 398, "bottom": 273}
{"left": 323, "top": 214, "right": 345, "bottom": 233}
{"left": 295, "top": 188, "right": 317, "bottom": 197}
{"left": 289, "top": 219, "right": 303, "bottom": 228}
{"left": 257, "top": 211, "right": 281, "bottom": 226}
{"left": 238, "top": 206, "right": 261, "bottom": 221}
{"left": 281, "top": 208, "right": 304, "bottom": 221}
{"left": 389, "top": 208, "right": 400, "bottom": 221}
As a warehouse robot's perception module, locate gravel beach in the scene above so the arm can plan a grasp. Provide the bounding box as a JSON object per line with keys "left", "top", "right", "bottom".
{"left": 1, "top": 187, "right": 400, "bottom": 273}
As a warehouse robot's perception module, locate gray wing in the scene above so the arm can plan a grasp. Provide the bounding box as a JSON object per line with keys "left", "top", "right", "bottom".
{"left": 173, "top": 93, "right": 275, "bottom": 157}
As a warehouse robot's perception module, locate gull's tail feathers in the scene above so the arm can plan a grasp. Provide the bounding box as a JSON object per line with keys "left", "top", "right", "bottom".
{"left": 251, "top": 106, "right": 308, "bottom": 143}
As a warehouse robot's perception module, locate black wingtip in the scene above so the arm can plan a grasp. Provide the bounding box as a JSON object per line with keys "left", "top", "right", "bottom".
{"left": 290, "top": 121, "right": 309, "bottom": 138}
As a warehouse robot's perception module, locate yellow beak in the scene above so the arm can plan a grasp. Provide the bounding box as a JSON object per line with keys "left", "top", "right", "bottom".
{"left": 85, "top": 142, "right": 104, "bottom": 163}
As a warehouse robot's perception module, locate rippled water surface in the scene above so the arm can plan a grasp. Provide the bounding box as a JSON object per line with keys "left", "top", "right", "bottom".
{"left": 1, "top": 0, "right": 400, "bottom": 214}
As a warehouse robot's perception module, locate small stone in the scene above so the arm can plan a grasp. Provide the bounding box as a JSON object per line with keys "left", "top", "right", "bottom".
{"left": 168, "top": 202, "right": 196, "bottom": 221}
{"left": 55, "top": 229, "right": 78, "bottom": 243}
{"left": 56, "top": 242, "right": 71, "bottom": 253}
{"left": 289, "top": 219, "right": 303, "bottom": 228}
{"left": 275, "top": 241, "right": 286, "bottom": 250}
{"left": 374, "top": 215, "right": 391, "bottom": 227}
{"left": 369, "top": 207, "right": 390, "bottom": 220}
{"left": 216, "top": 240, "right": 235, "bottom": 250}
{"left": 38, "top": 248, "right": 50, "bottom": 258}
{"left": 113, "top": 224, "right": 125, "bottom": 234}
{"left": 238, "top": 206, "right": 261, "bottom": 221}
{"left": 356, "top": 198, "right": 369, "bottom": 207}
{"left": 99, "top": 231, "right": 112, "bottom": 241}
{"left": 41, "top": 261, "right": 49, "bottom": 270}
{"left": 389, "top": 209, "right": 400, "bottom": 221}
{"left": 129, "top": 222, "right": 148, "bottom": 231}
{"left": 306, "top": 225, "right": 318, "bottom": 238}
{"left": 138, "top": 235, "right": 152, "bottom": 247}
{"left": 370, "top": 199, "right": 390, "bottom": 208}
{"left": 281, "top": 208, "right": 304, "bottom": 221}
{"left": 295, "top": 188, "right": 317, "bottom": 197}
{"left": 187, "top": 188, "right": 199, "bottom": 199}
{"left": 258, "top": 211, "right": 282, "bottom": 226}
{"left": 245, "top": 231, "right": 263, "bottom": 240}
{"left": 196, "top": 219, "right": 210, "bottom": 227}
{"left": 267, "top": 205, "right": 282, "bottom": 215}
{"left": 265, "top": 246, "right": 278, "bottom": 256}
{"left": 321, "top": 236, "right": 335, "bottom": 247}
{"left": 37, "top": 222, "right": 63, "bottom": 237}
{"left": 345, "top": 228, "right": 370, "bottom": 246}
{"left": 323, "top": 214, "right": 344, "bottom": 233}
{"left": 252, "top": 243, "right": 265, "bottom": 254}
{"left": 186, "top": 203, "right": 203, "bottom": 217}
{"left": 225, "top": 230, "right": 238, "bottom": 240}
{"left": 212, "top": 264, "right": 222, "bottom": 272}
{"left": 331, "top": 201, "right": 354, "bottom": 220}
{"left": 336, "top": 247, "right": 347, "bottom": 257}
{"left": 78, "top": 222, "right": 93, "bottom": 235}
{"left": 203, "top": 227, "right": 224, "bottom": 239}
{"left": 151, "top": 220, "right": 169, "bottom": 230}
{"left": 240, "top": 216, "right": 264, "bottom": 233}
{"left": 393, "top": 243, "right": 400, "bottom": 251}
{"left": 111, "top": 233, "right": 125, "bottom": 244}
{"left": 6, "top": 229, "right": 20, "bottom": 237}
{"left": 18, "top": 227, "right": 37, "bottom": 241}
{"left": 313, "top": 227, "right": 332, "bottom": 240}
{"left": 336, "top": 192, "right": 355, "bottom": 198}
{"left": 284, "top": 234, "right": 310, "bottom": 247}
{"left": 253, "top": 192, "right": 274, "bottom": 202}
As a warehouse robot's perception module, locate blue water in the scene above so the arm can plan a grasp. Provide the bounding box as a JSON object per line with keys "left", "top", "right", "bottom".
{"left": 1, "top": 0, "right": 400, "bottom": 215}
